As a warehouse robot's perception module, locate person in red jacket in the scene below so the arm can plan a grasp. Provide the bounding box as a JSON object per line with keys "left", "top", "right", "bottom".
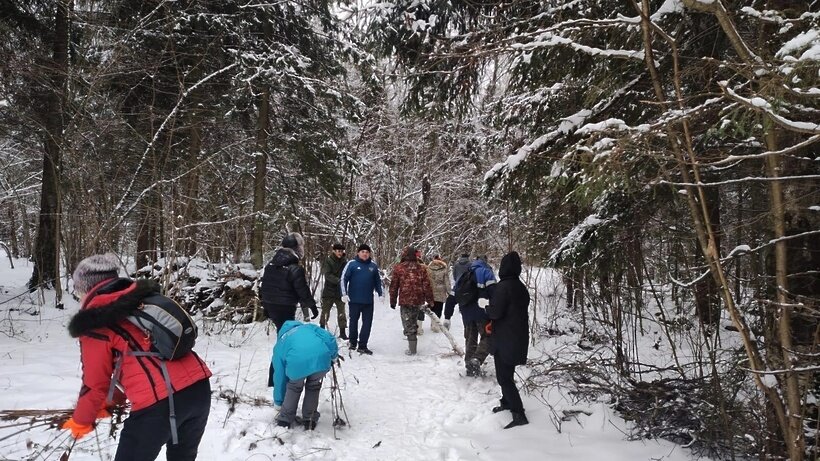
{"left": 389, "top": 246, "right": 435, "bottom": 355}
{"left": 62, "top": 253, "right": 212, "bottom": 461}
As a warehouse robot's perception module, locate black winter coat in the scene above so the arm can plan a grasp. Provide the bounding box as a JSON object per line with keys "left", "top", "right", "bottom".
{"left": 486, "top": 252, "right": 530, "bottom": 366}
{"left": 260, "top": 248, "right": 316, "bottom": 311}
{"left": 320, "top": 253, "right": 346, "bottom": 299}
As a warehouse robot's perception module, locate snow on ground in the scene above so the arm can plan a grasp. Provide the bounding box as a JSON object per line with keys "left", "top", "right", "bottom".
{"left": 0, "top": 258, "right": 698, "bottom": 460}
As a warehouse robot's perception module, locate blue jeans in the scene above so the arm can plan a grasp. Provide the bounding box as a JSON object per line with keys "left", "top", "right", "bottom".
{"left": 348, "top": 302, "right": 374, "bottom": 348}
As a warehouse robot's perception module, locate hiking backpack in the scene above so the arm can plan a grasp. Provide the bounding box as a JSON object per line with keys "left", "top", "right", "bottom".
{"left": 127, "top": 293, "right": 198, "bottom": 359}
{"left": 455, "top": 269, "right": 479, "bottom": 306}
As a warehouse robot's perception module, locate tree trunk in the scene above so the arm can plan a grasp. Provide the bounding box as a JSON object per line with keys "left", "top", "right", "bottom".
{"left": 29, "top": 0, "right": 71, "bottom": 296}
{"left": 250, "top": 87, "right": 270, "bottom": 268}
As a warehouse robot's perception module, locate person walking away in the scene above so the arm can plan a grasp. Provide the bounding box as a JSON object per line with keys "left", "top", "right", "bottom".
{"left": 320, "top": 243, "right": 348, "bottom": 339}
{"left": 63, "top": 253, "right": 212, "bottom": 461}
{"left": 443, "top": 253, "right": 471, "bottom": 330}
{"left": 414, "top": 249, "right": 428, "bottom": 335}
{"left": 272, "top": 320, "right": 339, "bottom": 430}
{"left": 455, "top": 256, "right": 497, "bottom": 377}
{"left": 340, "top": 244, "right": 383, "bottom": 354}
{"left": 426, "top": 254, "right": 451, "bottom": 332}
{"left": 389, "top": 246, "right": 435, "bottom": 355}
{"left": 486, "top": 251, "right": 530, "bottom": 428}
{"left": 260, "top": 232, "right": 319, "bottom": 330}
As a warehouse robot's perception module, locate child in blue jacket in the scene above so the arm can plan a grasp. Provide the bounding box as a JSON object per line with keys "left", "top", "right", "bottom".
{"left": 272, "top": 320, "right": 339, "bottom": 429}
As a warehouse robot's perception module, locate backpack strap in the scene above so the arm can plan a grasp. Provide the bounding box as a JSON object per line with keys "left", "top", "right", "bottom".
{"left": 106, "top": 350, "right": 124, "bottom": 404}
{"left": 109, "top": 324, "right": 179, "bottom": 445}
{"left": 130, "top": 351, "right": 178, "bottom": 445}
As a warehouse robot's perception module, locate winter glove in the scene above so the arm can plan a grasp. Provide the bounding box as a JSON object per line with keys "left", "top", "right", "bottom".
{"left": 478, "top": 298, "right": 489, "bottom": 309}
{"left": 341, "top": 295, "right": 350, "bottom": 303}
{"left": 310, "top": 306, "right": 320, "bottom": 319}
{"left": 484, "top": 321, "right": 493, "bottom": 335}
{"left": 62, "top": 418, "right": 93, "bottom": 440}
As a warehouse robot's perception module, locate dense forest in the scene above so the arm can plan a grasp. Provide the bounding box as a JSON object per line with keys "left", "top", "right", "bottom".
{"left": 0, "top": 1, "right": 817, "bottom": 459}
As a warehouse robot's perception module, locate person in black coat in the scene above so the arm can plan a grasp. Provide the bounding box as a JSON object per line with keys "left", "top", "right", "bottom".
{"left": 260, "top": 232, "right": 319, "bottom": 330}
{"left": 486, "top": 251, "right": 530, "bottom": 429}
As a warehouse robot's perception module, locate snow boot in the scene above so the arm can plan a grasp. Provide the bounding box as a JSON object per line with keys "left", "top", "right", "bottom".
{"left": 417, "top": 320, "right": 424, "bottom": 335}
{"left": 339, "top": 327, "right": 348, "bottom": 340}
{"left": 492, "top": 402, "right": 511, "bottom": 413}
{"left": 276, "top": 420, "right": 291, "bottom": 428}
{"left": 358, "top": 346, "right": 373, "bottom": 355}
{"left": 504, "top": 411, "right": 529, "bottom": 429}
{"left": 304, "top": 420, "right": 317, "bottom": 431}
{"left": 466, "top": 358, "right": 481, "bottom": 377}
{"left": 405, "top": 339, "right": 417, "bottom": 355}
{"left": 443, "top": 319, "right": 451, "bottom": 330}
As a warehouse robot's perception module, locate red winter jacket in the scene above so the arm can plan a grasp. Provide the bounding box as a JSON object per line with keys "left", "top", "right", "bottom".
{"left": 68, "top": 278, "right": 211, "bottom": 425}
{"left": 389, "top": 247, "right": 435, "bottom": 308}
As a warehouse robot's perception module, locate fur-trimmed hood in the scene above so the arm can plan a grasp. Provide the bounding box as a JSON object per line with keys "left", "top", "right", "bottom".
{"left": 68, "top": 278, "right": 161, "bottom": 338}
{"left": 428, "top": 259, "right": 447, "bottom": 271}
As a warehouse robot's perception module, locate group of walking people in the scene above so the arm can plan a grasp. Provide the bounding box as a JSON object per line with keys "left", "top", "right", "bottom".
{"left": 58, "top": 232, "right": 530, "bottom": 460}
{"left": 260, "top": 233, "right": 532, "bottom": 431}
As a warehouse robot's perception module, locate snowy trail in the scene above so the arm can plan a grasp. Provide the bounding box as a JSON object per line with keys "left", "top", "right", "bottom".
{"left": 0, "top": 260, "right": 699, "bottom": 460}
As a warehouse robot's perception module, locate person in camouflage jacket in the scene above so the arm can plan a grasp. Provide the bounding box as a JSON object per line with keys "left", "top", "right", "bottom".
{"left": 389, "top": 246, "right": 435, "bottom": 355}
{"left": 320, "top": 243, "right": 348, "bottom": 339}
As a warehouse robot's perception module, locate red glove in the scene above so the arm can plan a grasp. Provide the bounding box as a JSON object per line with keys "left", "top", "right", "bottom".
{"left": 484, "top": 321, "right": 493, "bottom": 335}
{"left": 62, "top": 418, "right": 93, "bottom": 439}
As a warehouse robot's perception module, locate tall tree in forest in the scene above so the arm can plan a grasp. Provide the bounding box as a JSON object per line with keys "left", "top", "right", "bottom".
{"left": 28, "top": 0, "right": 72, "bottom": 293}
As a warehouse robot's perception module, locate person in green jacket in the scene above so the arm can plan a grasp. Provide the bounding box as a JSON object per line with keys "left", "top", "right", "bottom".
{"left": 320, "top": 243, "right": 348, "bottom": 339}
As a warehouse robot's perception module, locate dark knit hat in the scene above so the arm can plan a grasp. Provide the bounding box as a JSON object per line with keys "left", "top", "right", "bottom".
{"left": 73, "top": 253, "right": 121, "bottom": 294}
{"left": 357, "top": 244, "right": 372, "bottom": 253}
{"left": 281, "top": 232, "right": 305, "bottom": 258}
{"left": 332, "top": 243, "right": 345, "bottom": 250}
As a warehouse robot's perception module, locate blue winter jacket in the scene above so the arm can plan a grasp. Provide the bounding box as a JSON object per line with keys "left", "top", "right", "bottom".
{"left": 456, "top": 259, "right": 497, "bottom": 323}
{"left": 272, "top": 320, "right": 339, "bottom": 406}
{"left": 340, "top": 256, "right": 383, "bottom": 304}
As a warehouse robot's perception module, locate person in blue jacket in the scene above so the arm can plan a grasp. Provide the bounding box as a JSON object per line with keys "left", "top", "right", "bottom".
{"left": 455, "top": 256, "right": 497, "bottom": 377}
{"left": 272, "top": 320, "right": 339, "bottom": 430}
{"left": 340, "top": 244, "right": 383, "bottom": 355}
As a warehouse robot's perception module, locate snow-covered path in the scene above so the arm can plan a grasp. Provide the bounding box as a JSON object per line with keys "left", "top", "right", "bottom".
{"left": 0, "top": 259, "right": 698, "bottom": 460}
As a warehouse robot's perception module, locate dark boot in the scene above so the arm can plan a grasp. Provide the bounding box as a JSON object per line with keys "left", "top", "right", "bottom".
{"left": 339, "top": 327, "right": 348, "bottom": 340}
{"left": 504, "top": 411, "right": 529, "bottom": 429}
{"left": 304, "top": 420, "right": 317, "bottom": 431}
{"left": 405, "top": 339, "right": 417, "bottom": 355}
{"left": 492, "top": 404, "right": 510, "bottom": 413}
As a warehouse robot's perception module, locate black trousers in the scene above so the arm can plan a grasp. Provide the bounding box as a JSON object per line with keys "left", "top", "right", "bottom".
{"left": 443, "top": 295, "right": 456, "bottom": 319}
{"left": 264, "top": 303, "right": 297, "bottom": 331}
{"left": 114, "top": 378, "right": 211, "bottom": 461}
{"left": 494, "top": 355, "right": 524, "bottom": 413}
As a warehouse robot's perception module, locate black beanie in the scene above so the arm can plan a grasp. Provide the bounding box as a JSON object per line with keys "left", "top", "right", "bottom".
{"left": 357, "top": 244, "right": 372, "bottom": 253}
{"left": 332, "top": 243, "right": 345, "bottom": 250}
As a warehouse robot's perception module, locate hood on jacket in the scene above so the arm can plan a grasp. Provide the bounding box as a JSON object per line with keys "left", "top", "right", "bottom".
{"left": 271, "top": 247, "right": 300, "bottom": 266}
{"left": 68, "top": 278, "right": 161, "bottom": 338}
{"left": 499, "top": 252, "right": 522, "bottom": 279}
{"left": 400, "top": 246, "right": 418, "bottom": 262}
{"left": 455, "top": 255, "right": 470, "bottom": 266}
{"left": 470, "top": 258, "right": 491, "bottom": 272}
{"left": 280, "top": 232, "right": 305, "bottom": 259}
{"left": 278, "top": 319, "right": 303, "bottom": 338}
{"left": 428, "top": 259, "right": 447, "bottom": 271}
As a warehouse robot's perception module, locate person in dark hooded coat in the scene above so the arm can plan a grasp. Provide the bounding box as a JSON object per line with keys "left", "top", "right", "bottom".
{"left": 260, "top": 232, "right": 319, "bottom": 330}
{"left": 486, "top": 251, "right": 530, "bottom": 429}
